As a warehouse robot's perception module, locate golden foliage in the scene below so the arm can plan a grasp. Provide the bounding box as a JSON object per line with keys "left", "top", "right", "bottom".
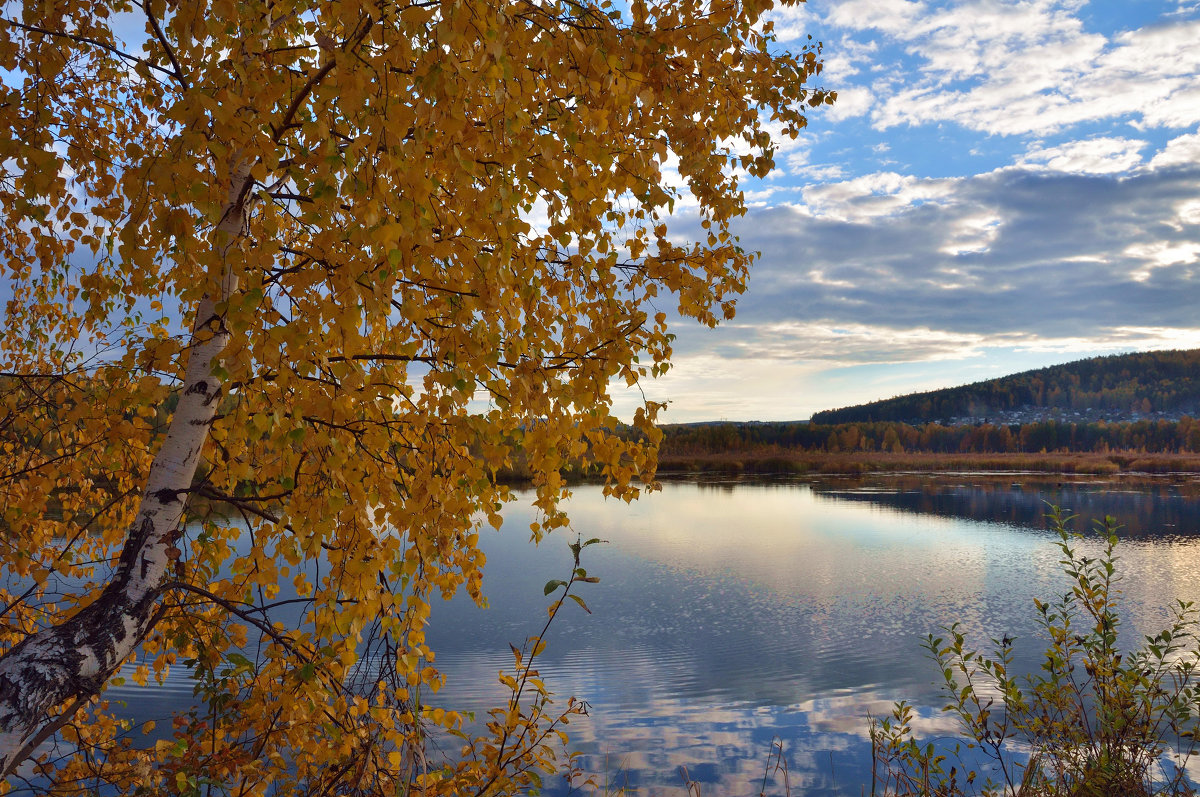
{"left": 0, "top": 0, "right": 830, "bottom": 792}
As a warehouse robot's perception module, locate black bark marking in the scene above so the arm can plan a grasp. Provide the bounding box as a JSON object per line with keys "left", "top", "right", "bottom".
{"left": 183, "top": 374, "right": 223, "bottom": 407}
{"left": 0, "top": 560, "right": 160, "bottom": 751}
{"left": 0, "top": 640, "right": 86, "bottom": 738}
{"left": 152, "top": 487, "right": 185, "bottom": 505}
{"left": 114, "top": 516, "right": 155, "bottom": 582}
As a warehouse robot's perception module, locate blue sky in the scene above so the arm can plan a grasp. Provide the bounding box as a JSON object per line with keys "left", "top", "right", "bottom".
{"left": 622, "top": 0, "right": 1200, "bottom": 422}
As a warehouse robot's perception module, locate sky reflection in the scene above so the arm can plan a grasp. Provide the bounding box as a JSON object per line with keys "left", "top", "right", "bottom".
{"left": 426, "top": 477, "right": 1200, "bottom": 795}
{"left": 86, "top": 476, "right": 1200, "bottom": 796}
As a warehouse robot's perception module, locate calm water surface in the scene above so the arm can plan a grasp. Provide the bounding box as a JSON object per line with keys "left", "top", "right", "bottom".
{"left": 423, "top": 475, "right": 1200, "bottom": 795}
{"left": 98, "top": 475, "right": 1200, "bottom": 795}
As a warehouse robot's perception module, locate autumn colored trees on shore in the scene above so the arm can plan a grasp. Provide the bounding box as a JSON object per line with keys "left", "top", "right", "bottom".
{"left": 660, "top": 416, "right": 1200, "bottom": 458}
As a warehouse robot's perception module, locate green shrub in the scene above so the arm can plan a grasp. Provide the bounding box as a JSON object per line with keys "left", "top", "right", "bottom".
{"left": 870, "top": 507, "right": 1200, "bottom": 796}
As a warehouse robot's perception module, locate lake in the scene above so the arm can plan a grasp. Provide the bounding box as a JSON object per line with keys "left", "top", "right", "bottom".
{"left": 99, "top": 474, "right": 1200, "bottom": 795}
{"left": 422, "top": 475, "right": 1200, "bottom": 795}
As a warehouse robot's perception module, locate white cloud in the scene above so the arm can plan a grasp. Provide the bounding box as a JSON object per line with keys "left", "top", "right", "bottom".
{"left": 763, "top": 3, "right": 819, "bottom": 44}
{"left": 1019, "top": 137, "right": 1146, "bottom": 174}
{"left": 768, "top": 126, "right": 817, "bottom": 168}
{"left": 799, "top": 171, "right": 959, "bottom": 221}
{"left": 1174, "top": 199, "right": 1200, "bottom": 228}
{"left": 820, "top": 38, "right": 880, "bottom": 80}
{"left": 825, "top": 85, "right": 874, "bottom": 122}
{"left": 719, "top": 321, "right": 992, "bottom": 363}
{"left": 829, "top": 0, "right": 1200, "bottom": 136}
{"left": 792, "top": 163, "right": 847, "bottom": 181}
{"left": 939, "top": 212, "right": 1003, "bottom": 255}
{"left": 741, "top": 186, "right": 781, "bottom": 206}
{"left": 826, "top": 0, "right": 925, "bottom": 37}
{"left": 1123, "top": 240, "right": 1200, "bottom": 281}
{"left": 906, "top": 0, "right": 1098, "bottom": 79}
{"left": 1010, "top": 327, "right": 1200, "bottom": 353}
{"left": 1140, "top": 85, "right": 1200, "bottom": 128}
{"left": 1148, "top": 129, "right": 1200, "bottom": 170}
{"left": 785, "top": 149, "right": 811, "bottom": 173}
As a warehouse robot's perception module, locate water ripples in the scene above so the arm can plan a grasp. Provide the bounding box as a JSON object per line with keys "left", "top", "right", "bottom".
{"left": 98, "top": 477, "right": 1200, "bottom": 795}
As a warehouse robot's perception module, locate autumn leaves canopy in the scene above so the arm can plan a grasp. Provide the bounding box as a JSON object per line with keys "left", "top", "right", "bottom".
{"left": 0, "top": 0, "right": 830, "bottom": 792}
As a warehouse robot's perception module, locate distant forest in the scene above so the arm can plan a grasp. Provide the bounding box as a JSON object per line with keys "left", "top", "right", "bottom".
{"left": 810, "top": 349, "right": 1200, "bottom": 425}
{"left": 658, "top": 416, "right": 1200, "bottom": 457}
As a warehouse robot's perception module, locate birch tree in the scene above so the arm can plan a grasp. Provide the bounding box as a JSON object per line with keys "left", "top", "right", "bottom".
{"left": 0, "top": 0, "right": 831, "bottom": 792}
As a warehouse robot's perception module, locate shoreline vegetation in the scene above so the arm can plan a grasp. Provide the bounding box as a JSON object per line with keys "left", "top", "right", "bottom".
{"left": 496, "top": 418, "right": 1200, "bottom": 482}
{"left": 496, "top": 448, "right": 1200, "bottom": 483}
{"left": 873, "top": 508, "right": 1200, "bottom": 797}
{"left": 655, "top": 449, "right": 1200, "bottom": 477}
{"left": 653, "top": 417, "right": 1200, "bottom": 477}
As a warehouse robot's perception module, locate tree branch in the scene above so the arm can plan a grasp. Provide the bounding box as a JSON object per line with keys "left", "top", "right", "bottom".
{"left": 141, "top": 2, "right": 189, "bottom": 90}
{"left": 1, "top": 17, "right": 178, "bottom": 81}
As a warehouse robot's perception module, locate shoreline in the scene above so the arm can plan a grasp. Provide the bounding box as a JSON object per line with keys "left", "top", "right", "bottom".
{"left": 494, "top": 451, "right": 1200, "bottom": 488}
{"left": 654, "top": 450, "right": 1200, "bottom": 478}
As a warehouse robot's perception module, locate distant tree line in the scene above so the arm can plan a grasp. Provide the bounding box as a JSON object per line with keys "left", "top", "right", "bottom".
{"left": 811, "top": 349, "right": 1200, "bottom": 424}
{"left": 659, "top": 417, "right": 1200, "bottom": 455}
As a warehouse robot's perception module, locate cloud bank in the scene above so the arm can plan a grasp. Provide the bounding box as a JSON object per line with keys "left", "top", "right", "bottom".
{"left": 646, "top": 0, "right": 1200, "bottom": 420}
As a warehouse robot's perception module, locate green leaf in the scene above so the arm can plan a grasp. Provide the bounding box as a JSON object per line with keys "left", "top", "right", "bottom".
{"left": 228, "top": 653, "right": 253, "bottom": 671}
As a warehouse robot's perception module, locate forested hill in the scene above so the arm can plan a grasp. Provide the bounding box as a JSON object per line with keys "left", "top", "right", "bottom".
{"left": 810, "top": 349, "right": 1200, "bottom": 425}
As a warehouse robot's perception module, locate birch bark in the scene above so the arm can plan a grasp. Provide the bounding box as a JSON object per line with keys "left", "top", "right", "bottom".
{"left": 0, "top": 164, "right": 251, "bottom": 776}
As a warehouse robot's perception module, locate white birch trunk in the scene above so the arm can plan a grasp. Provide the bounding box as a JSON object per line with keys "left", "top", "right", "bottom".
{"left": 0, "top": 164, "right": 251, "bottom": 776}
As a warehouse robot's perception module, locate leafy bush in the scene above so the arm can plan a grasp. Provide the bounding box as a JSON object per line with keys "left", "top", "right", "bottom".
{"left": 871, "top": 507, "right": 1200, "bottom": 796}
